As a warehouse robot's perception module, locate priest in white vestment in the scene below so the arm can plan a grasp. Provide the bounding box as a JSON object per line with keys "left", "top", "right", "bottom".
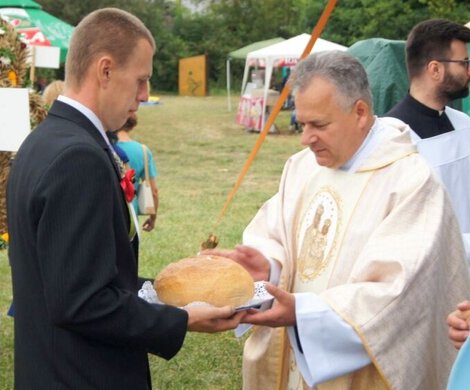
{"left": 204, "top": 51, "right": 470, "bottom": 390}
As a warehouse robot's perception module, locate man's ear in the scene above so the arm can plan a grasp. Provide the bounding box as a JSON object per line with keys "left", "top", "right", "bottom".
{"left": 97, "top": 56, "right": 113, "bottom": 86}
{"left": 354, "top": 99, "right": 370, "bottom": 128}
{"left": 427, "top": 60, "right": 444, "bottom": 81}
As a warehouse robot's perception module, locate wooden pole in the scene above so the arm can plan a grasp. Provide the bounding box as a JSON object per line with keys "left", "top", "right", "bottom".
{"left": 213, "top": 0, "right": 338, "bottom": 229}
{"left": 29, "top": 46, "right": 36, "bottom": 87}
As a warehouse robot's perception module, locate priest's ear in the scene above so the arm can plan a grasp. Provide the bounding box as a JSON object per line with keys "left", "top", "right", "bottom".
{"left": 352, "top": 99, "right": 371, "bottom": 127}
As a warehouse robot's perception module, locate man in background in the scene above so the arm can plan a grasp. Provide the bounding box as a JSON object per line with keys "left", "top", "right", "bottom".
{"left": 7, "top": 8, "right": 241, "bottom": 389}
{"left": 116, "top": 112, "right": 159, "bottom": 232}
{"left": 386, "top": 19, "right": 470, "bottom": 261}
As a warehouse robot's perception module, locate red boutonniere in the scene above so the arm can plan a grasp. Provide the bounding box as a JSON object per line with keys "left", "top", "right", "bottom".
{"left": 120, "top": 169, "right": 136, "bottom": 202}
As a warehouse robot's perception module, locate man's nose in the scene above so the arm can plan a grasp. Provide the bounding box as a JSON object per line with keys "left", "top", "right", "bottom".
{"left": 139, "top": 84, "right": 149, "bottom": 102}
{"left": 300, "top": 127, "right": 317, "bottom": 145}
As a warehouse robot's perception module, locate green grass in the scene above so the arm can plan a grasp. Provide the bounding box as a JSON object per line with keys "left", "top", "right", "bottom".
{"left": 0, "top": 95, "right": 303, "bottom": 389}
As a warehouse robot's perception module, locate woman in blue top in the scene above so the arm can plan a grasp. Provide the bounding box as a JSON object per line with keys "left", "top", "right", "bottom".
{"left": 116, "top": 113, "right": 159, "bottom": 232}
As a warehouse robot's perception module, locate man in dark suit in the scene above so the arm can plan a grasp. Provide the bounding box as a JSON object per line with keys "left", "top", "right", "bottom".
{"left": 6, "top": 8, "right": 242, "bottom": 389}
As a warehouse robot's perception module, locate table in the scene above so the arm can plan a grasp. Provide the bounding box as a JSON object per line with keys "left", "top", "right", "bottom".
{"left": 236, "top": 96, "right": 264, "bottom": 131}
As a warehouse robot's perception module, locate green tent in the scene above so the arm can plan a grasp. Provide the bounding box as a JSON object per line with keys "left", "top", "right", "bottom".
{"left": 347, "top": 38, "right": 408, "bottom": 116}
{"left": 464, "top": 94, "right": 470, "bottom": 116}
{"left": 227, "top": 37, "right": 285, "bottom": 111}
{"left": 0, "top": 0, "right": 74, "bottom": 63}
{"left": 228, "top": 37, "right": 285, "bottom": 60}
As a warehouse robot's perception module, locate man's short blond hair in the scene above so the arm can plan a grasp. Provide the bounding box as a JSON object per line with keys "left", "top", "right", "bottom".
{"left": 65, "top": 8, "right": 155, "bottom": 89}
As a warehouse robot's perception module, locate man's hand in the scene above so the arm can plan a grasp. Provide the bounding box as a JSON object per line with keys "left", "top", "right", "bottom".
{"left": 185, "top": 305, "right": 244, "bottom": 333}
{"left": 201, "top": 245, "right": 270, "bottom": 281}
{"left": 447, "top": 300, "right": 470, "bottom": 349}
{"left": 241, "top": 283, "right": 296, "bottom": 327}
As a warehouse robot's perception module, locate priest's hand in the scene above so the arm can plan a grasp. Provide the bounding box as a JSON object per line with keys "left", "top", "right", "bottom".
{"left": 200, "top": 245, "right": 270, "bottom": 281}
{"left": 447, "top": 300, "right": 470, "bottom": 349}
{"left": 241, "top": 283, "right": 296, "bottom": 327}
{"left": 185, "top": 305, "right": 244, "bottom": 333}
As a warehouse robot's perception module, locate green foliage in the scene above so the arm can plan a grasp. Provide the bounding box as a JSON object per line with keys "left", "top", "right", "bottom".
{"left": 420, "top": 0, "right": 470, "bottom": 21}
{"left": 322, "top": 0, "right": 429, "bottom": 45}
{"left": 34, "top": 0, "right": 470, "bottom": 91}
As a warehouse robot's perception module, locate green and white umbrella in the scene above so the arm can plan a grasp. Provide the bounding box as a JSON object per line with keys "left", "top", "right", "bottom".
{"left": 0, "top": 0, "right": 73, "bottom": 63}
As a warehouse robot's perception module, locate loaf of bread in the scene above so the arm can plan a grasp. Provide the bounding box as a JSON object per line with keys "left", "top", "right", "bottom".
{"left": 155, "top": 255, "right": 254, "bottom": 307}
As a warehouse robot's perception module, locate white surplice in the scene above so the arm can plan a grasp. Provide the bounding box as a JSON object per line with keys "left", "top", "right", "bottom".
{"left": 240, "top": 118, "right": 470, "bottom": 390}
{"left": 386, "top": 108, "right": 470, "bottom": 266}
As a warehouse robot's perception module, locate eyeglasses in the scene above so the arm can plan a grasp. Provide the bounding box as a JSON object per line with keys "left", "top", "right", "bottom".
{"left": 435, "top": 59, "right": 470, "bottom": 70}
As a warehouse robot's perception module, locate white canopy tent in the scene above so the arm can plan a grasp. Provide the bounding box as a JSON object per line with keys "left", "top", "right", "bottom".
{"left": 226, "top": 37, "right": 285, "bottom": 112}
{"left": 240, "top": 33, "right": 347, "bottom": 129}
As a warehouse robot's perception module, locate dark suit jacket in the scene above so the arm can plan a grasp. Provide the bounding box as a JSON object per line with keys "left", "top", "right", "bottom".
{"left": 7, "top": 101, "right": 188, "bottom": 389}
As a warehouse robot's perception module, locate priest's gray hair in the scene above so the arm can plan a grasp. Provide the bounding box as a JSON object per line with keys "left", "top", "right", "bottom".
{"left": 289, "top": 50, "right": 373, "bottom": 112}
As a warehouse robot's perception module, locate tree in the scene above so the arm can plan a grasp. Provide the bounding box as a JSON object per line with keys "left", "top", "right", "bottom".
{"left": 34, "top": 0, "right": 470, "bottom": 92}
{"left": 36, "top": 0, "right": 189, "bottom": 92}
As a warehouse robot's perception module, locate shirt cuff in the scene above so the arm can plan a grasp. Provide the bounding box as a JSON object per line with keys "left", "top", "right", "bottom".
{"left": 266, "top": 257, "right": 281, "bottom": 285}
{"left": 288, "top": 292, "right": 370, "bottom": 387}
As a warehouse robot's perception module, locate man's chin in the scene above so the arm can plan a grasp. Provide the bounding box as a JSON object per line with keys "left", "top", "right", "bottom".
{"left": 313, "top": 154, "right": 334, "bottom": 168}
{"left": 447, "top": 87, "right": 469, "bottom": 101}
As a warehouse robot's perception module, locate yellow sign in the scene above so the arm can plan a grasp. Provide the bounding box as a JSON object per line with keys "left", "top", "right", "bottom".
{"left": 179, "top": 55, "right": 207, "bottom": 96}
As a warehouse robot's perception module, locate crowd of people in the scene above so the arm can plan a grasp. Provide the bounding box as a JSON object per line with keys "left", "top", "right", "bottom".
{"left": 6, "top": 6, "right": 470, "bottom": 390}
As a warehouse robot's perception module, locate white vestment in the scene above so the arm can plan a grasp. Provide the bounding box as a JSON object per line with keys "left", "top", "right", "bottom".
{"left": 241, "top": 118, "right": 470, "bottom": 390}
{"left": 386, "top": 108, "right": 470, "bottom": 266}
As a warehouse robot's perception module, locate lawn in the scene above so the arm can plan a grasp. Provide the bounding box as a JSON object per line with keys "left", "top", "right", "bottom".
{"left": 0, "top": 95, "right": 304, "bottom": 389}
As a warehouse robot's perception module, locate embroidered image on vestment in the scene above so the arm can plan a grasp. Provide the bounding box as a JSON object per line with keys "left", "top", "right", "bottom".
{"left": 297, "top": 187, "right": 341, "bottom": 281}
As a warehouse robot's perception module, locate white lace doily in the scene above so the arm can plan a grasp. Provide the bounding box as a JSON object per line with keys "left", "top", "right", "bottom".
{"left": 138, "top": 280, "right": 273, "bottom": 310}
{"left": 137, "top": 281, "right": 159, "bottom": 303}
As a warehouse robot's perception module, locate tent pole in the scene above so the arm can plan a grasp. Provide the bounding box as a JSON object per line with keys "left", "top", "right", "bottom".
{"left": 261, "top": 59, "right": 273, "bottom": 132}
{"left": 240, "top": 60, "right": 250, "bottom": 96}
{"left": 213, "top": 0, "right": 338, "bottom": 228}
{"left": 227, "top": 59, "right": 232, "bottom": 112}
